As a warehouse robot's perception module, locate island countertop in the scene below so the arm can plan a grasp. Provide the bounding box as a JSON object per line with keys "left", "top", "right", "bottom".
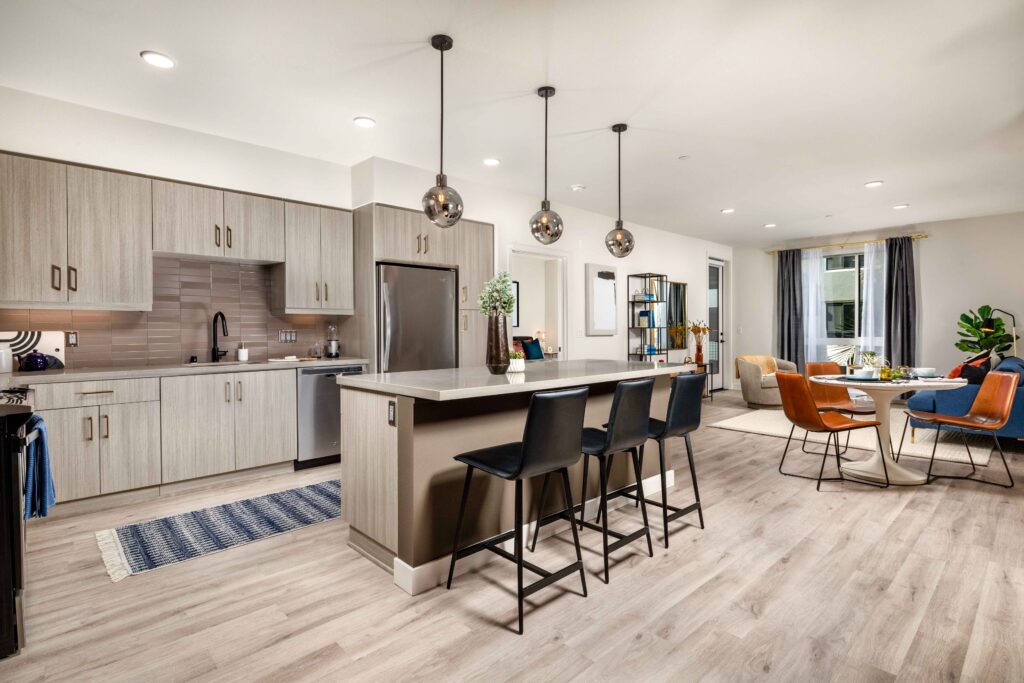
{"left": 338, "top": 359, "right": 689, "bottom": 401}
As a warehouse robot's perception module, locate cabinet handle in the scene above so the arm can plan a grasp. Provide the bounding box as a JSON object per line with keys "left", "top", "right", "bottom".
{"left": 416, "top": 233, "right": 422, "bottom": 254}
{"left": 462, "top": 314, "right": 468, "bottom": 331}
{"left": 51, "top": 265, "right": 62, "bottom": 291}
{"left": 68, "top": 266, "right": 78, "bottom": 292}
{"left": 215, "top": 224, "right": 222, "bottom": 247}
{"left": 225, "top": 381, "right": 231, "bottom": 402}
{"left": 236, "top": 380, "right": 242, "bottom": 402}
{"left": 102, "top": 414, "right": 110, "bottom": 439}
{"left": 461, "top": 285, "right": 467, "bottom": 303}
{"left": 424, "top": 234, "right": 430, "bottom": 254}
{"left": 86, "top": 416, "right": 94, "bottom": 441}
{"left": 315, "top": 282, "right": 320, "bottom": 301}
{"left": 324, "top": 283, "right": 329, "bottom": 301}
{"left": 78, "top": 390, "right": 114, "bottom": 396}
{"left": 226, "top": 226, "right": 233, "bottom": 249}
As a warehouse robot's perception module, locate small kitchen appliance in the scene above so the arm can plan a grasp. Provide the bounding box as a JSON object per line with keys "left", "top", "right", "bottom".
{"left": 325, "top": 323, "right": 340, "bottom": 359}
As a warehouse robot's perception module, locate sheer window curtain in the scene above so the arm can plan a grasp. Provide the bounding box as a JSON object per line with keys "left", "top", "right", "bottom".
{"left": 801, "top": 248, "right": 827, "bottom": 364}
{"left": 859, "top": 241, "right": 886, "bottom": 355}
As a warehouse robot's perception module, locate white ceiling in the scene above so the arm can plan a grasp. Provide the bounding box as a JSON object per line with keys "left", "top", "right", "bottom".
{"left": 2, "top": 0, "right": 1022, "bottom": 246}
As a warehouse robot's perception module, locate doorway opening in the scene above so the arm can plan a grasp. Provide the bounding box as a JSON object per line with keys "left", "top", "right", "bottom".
{"left": 507, "top": 248, "right": 567, "bottom": 360}
{"left": 708, "top": 259, "right": 726, "bottom": 392}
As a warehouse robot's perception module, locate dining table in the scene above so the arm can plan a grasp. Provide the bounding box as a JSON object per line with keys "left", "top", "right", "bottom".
{"left": 809, "top": 375, "right": 968, "bottom": 485}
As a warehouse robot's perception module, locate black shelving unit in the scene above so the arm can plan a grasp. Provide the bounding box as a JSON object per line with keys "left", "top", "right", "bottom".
{"left": 627, "top": 273, "right": 668, "bottom": 363}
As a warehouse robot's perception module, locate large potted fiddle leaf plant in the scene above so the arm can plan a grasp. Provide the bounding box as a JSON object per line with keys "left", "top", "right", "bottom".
{"left": 955, "top": 305, "right": 1016, "bottom": 358}
{"left": 478, "top": 271, "right": 515, "bottom": 374}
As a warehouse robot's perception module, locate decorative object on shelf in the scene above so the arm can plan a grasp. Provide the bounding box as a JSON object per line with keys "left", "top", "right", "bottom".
{"left": 479, "top": 271, "right": 516, "bottom": 374}
{"left": 508, "top": 350, "right": 525, "bottom": 373}
{"left": 530, "top": 86, "right": 564, "bottom": 245}
{"left": 605, "top": 123, "right": 635, "bottom": 258}
{"left": 969, "top": 305, "right": 1019, "bottom": 358}
{"left": 511, "top": 280, "right": 520, "bottom": 328}
{"left": 585, "top": 263, "right": 617, "bottom": 336}
{"left": 422, "top": 34, "right": 463, "bottom": 228}
{"left": 688, "top": 320, "right": 711, "bottom": 365}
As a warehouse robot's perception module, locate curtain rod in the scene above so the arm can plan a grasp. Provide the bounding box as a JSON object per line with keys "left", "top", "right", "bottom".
{"left": 767, "top": 233, "right": 927, "bottom": 255}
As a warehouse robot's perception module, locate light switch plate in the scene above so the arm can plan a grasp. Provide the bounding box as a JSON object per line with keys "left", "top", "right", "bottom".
{"left": 66, "top": 331, "right": 79, "bottom": 347}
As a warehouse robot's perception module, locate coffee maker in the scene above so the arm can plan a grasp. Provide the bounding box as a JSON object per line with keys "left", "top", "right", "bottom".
{"left": 325, "top": 323, "right": 340, "bottom": 358}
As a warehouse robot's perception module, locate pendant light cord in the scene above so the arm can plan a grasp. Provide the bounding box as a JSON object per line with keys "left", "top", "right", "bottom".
{"left": 543, "top": 95, "right": 549, "bottom": 201}
{"left": 439, "top": 47, "right": 444, "bottom": 174}
{"left": 617, "top": 129, "right": 622, "bottom": 222}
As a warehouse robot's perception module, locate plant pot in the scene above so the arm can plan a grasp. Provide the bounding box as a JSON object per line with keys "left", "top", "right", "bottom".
{"left": 507, "top": 357, "right": 525, "bottom": 373}
{"left": 486, "top": 314, "right": 510, "bottom": 374}
{"left": 694, "top": 343, "right": 704, "bottom": 365}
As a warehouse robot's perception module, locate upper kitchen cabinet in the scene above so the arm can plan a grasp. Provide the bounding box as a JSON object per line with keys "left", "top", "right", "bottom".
{"left": 152, "top": 179, "right": 224, "bottom": 258}
{"left": 455, "top": 219, "right": 494, "bottom": 308}
{"left": 0, "top": 154, "right": 68, "bottom": 306}
{"left": 223, "top": 191, "right": 285, "bottom": 262}
{"left": 272, "top": 202, "right": 354, "bottom": 315}
{"left": 67, "top": 166, "right": 153, "bottom": 310}
{"left": 373, "top": 204, "right": 457, "bottom": 266}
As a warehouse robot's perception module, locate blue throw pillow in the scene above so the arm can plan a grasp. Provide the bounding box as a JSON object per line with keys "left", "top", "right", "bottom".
{"left": 995, "top": 356, "right": 1024, "bottom": 379}
{"left": 522, "top": 339, "right": 544, "bottom": 360}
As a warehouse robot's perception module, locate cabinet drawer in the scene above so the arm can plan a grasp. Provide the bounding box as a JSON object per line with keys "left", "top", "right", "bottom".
{"left": 30, "top": 378, "right": 160, "bottom": 410}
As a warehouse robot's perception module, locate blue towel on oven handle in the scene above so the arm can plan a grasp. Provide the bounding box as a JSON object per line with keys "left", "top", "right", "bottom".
{"left": 23, "top": 414, "right": 56, "bottom": 519}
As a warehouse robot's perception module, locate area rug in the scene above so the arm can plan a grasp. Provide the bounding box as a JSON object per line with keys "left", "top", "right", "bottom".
{"left": 710, "top": 409, "right": 991, "bottom": 466}
{"left": 96, "top": 479, "right": 341, "bottom": 582}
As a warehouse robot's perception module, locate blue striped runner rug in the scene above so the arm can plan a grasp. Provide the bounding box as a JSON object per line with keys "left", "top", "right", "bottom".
{"left": 96, "top": 479, "right": 340, "bottom": 582}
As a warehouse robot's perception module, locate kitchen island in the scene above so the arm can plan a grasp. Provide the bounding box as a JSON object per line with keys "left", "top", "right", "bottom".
{"left": 338, "top": 359, "right": 690, "bottom": 594}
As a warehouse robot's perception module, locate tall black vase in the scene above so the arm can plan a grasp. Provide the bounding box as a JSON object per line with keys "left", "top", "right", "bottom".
{"left": 486, "top": 314, "right": 510, "bottom": 374}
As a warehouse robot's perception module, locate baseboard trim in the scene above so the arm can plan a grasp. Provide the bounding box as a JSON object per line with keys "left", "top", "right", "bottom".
{"left": 392, "top": 469, "right": 675, "bottom": 596}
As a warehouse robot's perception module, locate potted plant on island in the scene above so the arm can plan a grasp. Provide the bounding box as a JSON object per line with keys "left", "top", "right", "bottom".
{"left": 508, "top": 350, "right": 525, "bottom": 373}
{"left": 478, "top": 271, "right": 516, "bottom": 374}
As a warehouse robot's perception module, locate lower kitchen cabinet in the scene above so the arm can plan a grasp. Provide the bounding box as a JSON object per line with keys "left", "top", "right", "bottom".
{"left": 99, "top": 401, "right": 161, "bottom": 494}
{"left": 161, "top": 373, "right": 236, "bottom": 483}
{"left": 233, "top": 370, "right": 297, "bottom": 470}
{"left": 37, "top": 406, "right": 101, "bottom": 503}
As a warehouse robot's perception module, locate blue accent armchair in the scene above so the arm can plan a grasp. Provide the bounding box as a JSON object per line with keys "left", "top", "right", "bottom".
{"left": 906, "top": 357, "right": 1024, "bottom": 438}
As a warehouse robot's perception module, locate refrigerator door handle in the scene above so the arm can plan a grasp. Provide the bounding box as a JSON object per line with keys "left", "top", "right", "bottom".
{"left": 381, "top": 281, "right": 391, "bottom": 372}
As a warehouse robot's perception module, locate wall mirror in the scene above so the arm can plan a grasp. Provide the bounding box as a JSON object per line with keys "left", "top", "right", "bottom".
{"left": 666, "top": 281, "right": 688, "bottom": 349}
{"left": 585, "top": 263, "right": 617, "bottom": 336}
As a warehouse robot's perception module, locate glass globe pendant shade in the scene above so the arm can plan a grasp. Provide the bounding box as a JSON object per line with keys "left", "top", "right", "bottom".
{"left": 422, "top": 174, "right": 464, "bottom": 228}
{"left": 530, "top": 200, "right": 564, "bottom": 245}
{"left": 605, "top": 220, "right": 635, "bottom": 258}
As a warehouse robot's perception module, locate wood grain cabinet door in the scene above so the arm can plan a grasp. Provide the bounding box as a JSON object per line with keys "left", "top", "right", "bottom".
{"left": 0, "top": 154, "right": 68, "bottom": 305}
{"left": 284, "top": 202, "right": 322, "bottom": 309}
{"left": 422, "top": 221, "right": 458, "bottom": 266}
{"left": 99, "top": 401, "right": 161, "bottom": 494}
{"left": 232, "top": 369, "right": 297, "bottom": 470}
{"left": 223, "top": 191, "right": 285, "bottom": 262}
{"left": 152, "top": 179, "right": 224, "bottom": 258}
{"left": 67, "top": 166, "right": 153, "bottom": 309}
{"left": 160, "top": 374, "right": 236, "bottom": 483}
{"left": 455, "top": 220, "right": 494, "bottom": 308}
{"left": 373, "top": 205, "right": 423, "bottom": 263}
{"left": 37, "top": 407, "right": 101, "bottom": 502}
{"left": 458, "top": 310, "right": 488, "bottom": 368}
{"left": 320, "top": 208, "right": 354, "bottom": 314}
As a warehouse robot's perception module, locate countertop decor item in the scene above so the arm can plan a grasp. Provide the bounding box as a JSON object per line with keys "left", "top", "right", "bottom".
{"left": 479, "top": 272, "right": 515, "bottom": 374}
{"left": 688, "top": 320, "right": 710, "bottom": 365}
{"left": 604, "top": 123, "right": 635, "bottom": 258}
{"left": 507, "top": 350, "right": 525, "bottom": 373}
{"left": 530, "top": 85, "right": 564, "bottom": 245}
{"left": 421, "top": 34, "right": 463, "bottom": 228}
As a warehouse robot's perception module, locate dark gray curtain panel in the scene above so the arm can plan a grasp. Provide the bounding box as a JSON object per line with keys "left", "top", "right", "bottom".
{"left": 776, "top": 248, "right": 804, "bottom": 369}
{"left": 884, "top": 236, "right": 917, "bottom": 366}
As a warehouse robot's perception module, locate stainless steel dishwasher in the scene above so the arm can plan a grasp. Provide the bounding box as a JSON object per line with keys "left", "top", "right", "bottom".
{"left": 296, "top": 364, "right": 365, "bottom": 469}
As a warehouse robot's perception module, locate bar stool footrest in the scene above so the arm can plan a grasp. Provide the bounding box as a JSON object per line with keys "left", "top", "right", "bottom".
{"left": 523, "top": 562, "right": 584, "bottom": 598}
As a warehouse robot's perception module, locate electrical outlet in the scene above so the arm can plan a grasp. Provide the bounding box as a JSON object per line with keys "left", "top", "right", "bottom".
{"left": 66, "top": 331, "right": 79, "bottom": 347}
{"left": 388, "top": 400, "right": 396, "bottom": 426}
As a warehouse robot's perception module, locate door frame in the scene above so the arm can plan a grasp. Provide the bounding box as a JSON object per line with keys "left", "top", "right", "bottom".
{"left": 707, "top": 257, "right": 729, "bottom": 392}
{"left": 505, "top": 243, "right": 570, "bottom": 361}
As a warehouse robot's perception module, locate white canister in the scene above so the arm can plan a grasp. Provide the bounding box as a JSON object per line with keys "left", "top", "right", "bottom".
{"left": 237, "top": 346, "right": 249, "bottom": 362}
{"left": 0, "top": 343, "right": 12, "bottom": 374}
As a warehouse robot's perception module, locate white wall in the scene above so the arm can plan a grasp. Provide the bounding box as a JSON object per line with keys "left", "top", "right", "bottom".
{"left": 732, "top": 247, "right": 776, "bottom": 360}
{"left": 353, "top": 157, "right": 735, "bottom": 379}
{"left": 0, "top": 87, "right": 351, "bottom": 206}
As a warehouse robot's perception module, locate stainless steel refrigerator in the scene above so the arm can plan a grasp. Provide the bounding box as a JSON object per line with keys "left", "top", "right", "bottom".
{"left": 377, "top": 263, "right": 457, "bottom": 372}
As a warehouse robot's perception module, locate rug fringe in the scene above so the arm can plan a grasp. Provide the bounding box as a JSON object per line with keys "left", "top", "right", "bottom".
{"left": 95, "top": 528, "right": 132, "bottom": 583}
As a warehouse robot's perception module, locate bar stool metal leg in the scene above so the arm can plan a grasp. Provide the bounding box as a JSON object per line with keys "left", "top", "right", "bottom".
{"left": 528, "top": 472, "right": 552, "bottom": 552}
{"left": 446, "top": 466, "right": 474, "bottom": 590}
{"left": 630, "top": 447, "right": 654, "bottom": 557}
{"left": 599, "top": 454, "right": 610, "bottom": 584}
{"left": 559, "top": 468, "right": 587, "bottom": 597}
{"left": 657, "top": 439, "right": 670, "bottom": 547}
{"left": 684, "top": 433, "right": 705, "bottom": 530}
{"left": 514, "top": 480, "right": 524, "bottom": 635}
{"left": 578, "top": 454, "right": 590, "bottom": 531}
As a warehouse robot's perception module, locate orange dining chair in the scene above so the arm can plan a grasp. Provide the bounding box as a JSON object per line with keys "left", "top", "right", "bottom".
{"left": 777, "top": 372, "right": 888, "bottom": 490}
{"left": 902, "top": 371, "right": 1017, "bottom": 487}
{"left": 804, "top": 361, "right": 876, "bottom": 456}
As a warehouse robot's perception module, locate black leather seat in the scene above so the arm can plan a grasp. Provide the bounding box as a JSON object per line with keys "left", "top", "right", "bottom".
{"left": 446, "top": 386, "right": 590, "bottom": 635}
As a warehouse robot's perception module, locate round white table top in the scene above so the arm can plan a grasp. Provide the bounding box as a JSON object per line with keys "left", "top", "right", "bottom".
{"left": 809, "top": 375, "right": 967, "bottom": 393}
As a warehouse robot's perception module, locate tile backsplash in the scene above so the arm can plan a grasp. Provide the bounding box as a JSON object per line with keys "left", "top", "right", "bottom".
{"left": 0, "top": 257, "right": 339, "bottom": 369}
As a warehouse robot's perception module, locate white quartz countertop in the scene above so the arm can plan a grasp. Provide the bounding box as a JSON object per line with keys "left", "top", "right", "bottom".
{"left": 12, "top": 358, "right": 369, "bottom": 385}
{"left": 338, "top": 359, "right": 691, "bottom": 401}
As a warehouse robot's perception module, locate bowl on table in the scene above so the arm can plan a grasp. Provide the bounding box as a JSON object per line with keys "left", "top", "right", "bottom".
{"left": 910, "top": 367, "right": 938, "bottom": 378}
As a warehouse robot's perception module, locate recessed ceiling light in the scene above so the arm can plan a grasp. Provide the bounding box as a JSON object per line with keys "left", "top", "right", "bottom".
{"left": 677, "top": 155, "right": 689, "bottom": 161}
{"left": 720, "top": 208, "right": 735, "bottom": 214}
{"left": 893, "top": 203, "right": 909, "bottom": 210}
{"left": 864, "top": 180, "right": 885, "bottom": 189}
{"left": 352, "top": 116, "right": 376, "bottom": 129}
{"left": 570, "top": 184, "right": 586, "bottom": 192}
{"left": 825, "top": 214, "right": 833, "bottom": 218}
{"left": 764, "top": 223, "right": 777, "bottom": 229}
{"left": 482, "top": 158, "right": 501, "bottom": 167}
{"left": 140, "top": 50, "right": 174, "bottom": 69}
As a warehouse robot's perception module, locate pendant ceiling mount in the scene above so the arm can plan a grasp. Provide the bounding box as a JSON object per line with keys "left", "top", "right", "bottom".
{"left": 422, "top": 33, "right": 464, "bottom": 228}
{"left": 530, "top": 85, "right": 564, "bottom": 245}
{"left": 605, "top": 123, "right": 635, "bottom": 257}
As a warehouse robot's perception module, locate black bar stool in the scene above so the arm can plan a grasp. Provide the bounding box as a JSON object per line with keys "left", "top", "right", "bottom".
{"left": 446, "top": 386, "right": 590, "bottom": 635}
{"left": 553, "top": 377, "right": 655, "bottom": 584}
{"left": 619, "top": 373, "right": 705, "bottom": 547}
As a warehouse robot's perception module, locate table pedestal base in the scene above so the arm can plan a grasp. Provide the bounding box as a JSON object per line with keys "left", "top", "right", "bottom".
{"left": 841, "top": 453, "right": 927, "bottom": 486}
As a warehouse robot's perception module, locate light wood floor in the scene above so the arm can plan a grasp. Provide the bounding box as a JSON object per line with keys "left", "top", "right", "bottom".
{"left": 3, "top": 390, "right": 1023, "bottom": 682}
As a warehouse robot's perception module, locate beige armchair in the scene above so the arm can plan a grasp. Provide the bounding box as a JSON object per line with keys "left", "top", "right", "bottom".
{"left": 735, "top": 355, "right": 798, "bottom": 407}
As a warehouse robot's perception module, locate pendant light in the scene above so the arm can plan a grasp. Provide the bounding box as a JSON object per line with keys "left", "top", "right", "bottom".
{"left": 422, "top": 34, "right": 464, "bottom": 228}
{"left": 605, "top": 123, "right": 635, "bottom": 257}
{"left": 530, "top": 86, "right": 564, "bottom": 244}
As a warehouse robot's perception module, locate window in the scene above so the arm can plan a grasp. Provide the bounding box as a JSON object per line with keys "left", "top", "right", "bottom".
{"left": 823, "top": 253, "right": 865, "bottom": 339}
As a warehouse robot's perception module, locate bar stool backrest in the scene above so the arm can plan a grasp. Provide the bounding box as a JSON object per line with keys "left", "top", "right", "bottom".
{"left": 777, "top": 372, "right": 828, "bottom": 432}
{"left": 662, "top": 373, "right": 706, "bottom": 438}
{"left": 604, "top": 377, "right": 655, "bottom": 454}
{"left": 967, "top": 371, "right": 1019, "bottom": 429}
{"left": 518, "top": 386, "right": 591, "bottom": 479}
